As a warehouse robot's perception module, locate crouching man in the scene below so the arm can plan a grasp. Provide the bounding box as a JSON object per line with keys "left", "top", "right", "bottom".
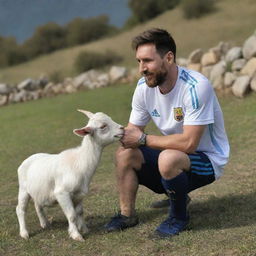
{"left": 104, "top": 28, "right": 230, "bottom": 239}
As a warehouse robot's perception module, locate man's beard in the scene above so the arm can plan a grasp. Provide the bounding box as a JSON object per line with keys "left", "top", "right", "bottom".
{"left": 143, "top": 66, "right": 168, "bottom": 88}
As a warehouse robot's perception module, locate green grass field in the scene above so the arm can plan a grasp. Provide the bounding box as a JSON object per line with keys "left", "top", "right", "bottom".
{"left": 0, "top": 83, "right": 256, "bottom": 256}
{"left": 1, "top": 0, "right": 256, "bottom": 84}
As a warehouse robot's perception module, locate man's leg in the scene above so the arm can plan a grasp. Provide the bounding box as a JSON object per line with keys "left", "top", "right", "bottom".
{"left": 104, "top": 146, "right": 144, "bottom": 232}
{"left": 153, "top": 149, "right": 191, "bottom": 238}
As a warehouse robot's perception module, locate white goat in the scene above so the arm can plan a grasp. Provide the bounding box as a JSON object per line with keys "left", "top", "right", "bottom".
{"left": 16, "top": 110, "right": 123, "bottom": 241}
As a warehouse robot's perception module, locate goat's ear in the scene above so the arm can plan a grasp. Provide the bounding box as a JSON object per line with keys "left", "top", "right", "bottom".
{"left": 73, "top": 127, "right": 94, "bottom": 137}
{"left": 77, "top": 109, "right": 94, "bottom": 119}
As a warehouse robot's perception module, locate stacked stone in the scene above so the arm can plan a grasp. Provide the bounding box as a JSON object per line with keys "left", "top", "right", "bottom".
{"left": 0, "top": 66, "right": 128, "bottom": 106}
{"left": 184, "top": 30, "right": 256, "bottom": 98}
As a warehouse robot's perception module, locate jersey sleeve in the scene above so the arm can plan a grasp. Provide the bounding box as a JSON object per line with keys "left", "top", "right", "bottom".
{"left": 183, "top": 79, "right": 215, "bottom": 125}
{"left": 129, "top": 83, "right": 151, "bottom": 126}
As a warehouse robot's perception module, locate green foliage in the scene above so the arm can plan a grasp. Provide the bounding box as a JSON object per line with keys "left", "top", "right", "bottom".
{"left": 0, "top": 16, "right": 118, "bottom": 68}
{"left": 48, "top": 70, "right": 65, "bottom": 83}
{"left": 0, "top": 36, "right": 27, "bottom": 67}
{"left": 21, "top": 22, "right": 67, "bottom": 58}
{"left": 126, "top": 0, "right": 180, "bottom": 26}
{"left": 181, "top": 0, "right": 216, "bottom": 19}
{"left": 66, "top": 15, "right": 117, "bottom": 47}
{"left": 74, "top": 50, "right": 122, "bottom": 73}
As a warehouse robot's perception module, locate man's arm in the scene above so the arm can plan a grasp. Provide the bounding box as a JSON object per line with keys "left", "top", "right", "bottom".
{"left": 121, "top": 124, "right": 206, "bottom": 153}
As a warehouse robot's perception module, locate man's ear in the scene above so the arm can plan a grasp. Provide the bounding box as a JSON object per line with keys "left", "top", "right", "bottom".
{"left": 166, "top": 51, "right": 174, "bottom": 64}
{"left": 73, "top": 127, "right": 94, "bottom": 137}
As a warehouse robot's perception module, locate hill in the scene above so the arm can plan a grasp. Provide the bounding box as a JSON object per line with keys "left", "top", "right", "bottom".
{"left": 1, "top": 0, "right": 256, "bottom": 84}
{"left": 0, "top": 0, "right": 130, "bottom": 43}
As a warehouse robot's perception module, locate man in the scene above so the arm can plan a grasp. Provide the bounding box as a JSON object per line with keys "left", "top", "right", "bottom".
{"left": 104, "top": 28, "right": 230, "bottom": 238}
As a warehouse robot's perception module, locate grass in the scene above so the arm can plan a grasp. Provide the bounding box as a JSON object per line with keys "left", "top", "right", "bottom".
{"left": 1, "top": 0, "right": 256, "bottom": 84}
{"left": 0, "top": 83, "right": 256, "bottom": 256}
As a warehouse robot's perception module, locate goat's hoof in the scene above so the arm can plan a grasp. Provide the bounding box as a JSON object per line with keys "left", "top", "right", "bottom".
{"left": 41, "top": 220, "right": 50, "bottom": 229}
{"left": 71, "top": 234, "right": 84, "bottom": 242}
{"left": 20, "top": 231, "right": 29, "bottom": 239}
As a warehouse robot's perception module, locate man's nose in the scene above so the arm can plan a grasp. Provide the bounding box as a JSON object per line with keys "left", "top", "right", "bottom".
{"left": 139, "top": 62, "right": 147, "bottom": 73}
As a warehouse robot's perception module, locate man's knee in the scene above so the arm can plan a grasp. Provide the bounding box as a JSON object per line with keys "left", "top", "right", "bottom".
{"left": 115, "top": 146, "right": 144, "bottom": 171}
{"left": 158, "top": 149, "right": 190, "bottom": 179}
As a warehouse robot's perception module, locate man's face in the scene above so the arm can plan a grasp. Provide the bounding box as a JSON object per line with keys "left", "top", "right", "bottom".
{"left": 136, "top": 43, "right": 168, "bottom": 88}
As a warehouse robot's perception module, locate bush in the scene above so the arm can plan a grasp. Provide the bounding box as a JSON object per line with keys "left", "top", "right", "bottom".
{"left": 126, "top": 0, "right": 180, "bottom": 26}
{"left": 0, "top": 36, "right": 27, "bottom": 67}
{"left": 181, "top": 0, "right": 216, "bottom": 19}
{"left": 22, "top": 22, "right": 67, "bottom": 58}
{"left": 66, "top": 15, "right": 117, "bottom": 47}
{"left": 74, "top": 50, "right": 122, "bottom": 73}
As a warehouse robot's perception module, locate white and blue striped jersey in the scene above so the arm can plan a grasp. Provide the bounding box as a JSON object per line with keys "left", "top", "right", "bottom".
{"left": 129, "top": 66, "right": 230, "bottom": 179}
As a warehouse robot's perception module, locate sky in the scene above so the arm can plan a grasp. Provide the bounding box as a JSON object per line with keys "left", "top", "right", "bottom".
{"left": 0, "top": 0, "right": 131, "bottom": 43}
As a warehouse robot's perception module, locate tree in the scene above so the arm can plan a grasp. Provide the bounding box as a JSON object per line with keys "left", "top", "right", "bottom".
{"left": 66, "top": 15, "right": 117, "bottom": 47}
{"left": 126, "top": 0, "right": 180, "bottom": 25}
{"left": 22, "top": 22, "right": 66, "bottom": 58}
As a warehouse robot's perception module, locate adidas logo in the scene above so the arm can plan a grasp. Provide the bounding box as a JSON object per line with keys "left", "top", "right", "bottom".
{"left": 151, "top": 109, "right": 160, "bottom": 117}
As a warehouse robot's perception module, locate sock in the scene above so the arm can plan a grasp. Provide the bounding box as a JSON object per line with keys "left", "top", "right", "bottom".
{"left": 161, "top": 172, "right": 189, "bottom": 221}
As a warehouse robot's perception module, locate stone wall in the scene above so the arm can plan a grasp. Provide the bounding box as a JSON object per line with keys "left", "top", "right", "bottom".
{"left": 1, "top": 30, "right": 256, "bottom": 107}
{"left": 179, "top": 30, "right": 256, "bottom": 97}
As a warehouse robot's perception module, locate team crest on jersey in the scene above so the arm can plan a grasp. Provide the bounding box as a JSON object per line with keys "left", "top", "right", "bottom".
{"left": 173, "top": 107, "right": 184, "bottom": 122}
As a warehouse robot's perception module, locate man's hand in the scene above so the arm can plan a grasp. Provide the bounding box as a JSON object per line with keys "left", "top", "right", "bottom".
{"left": 120, "top": 126, "right": 143, "bottom": 149}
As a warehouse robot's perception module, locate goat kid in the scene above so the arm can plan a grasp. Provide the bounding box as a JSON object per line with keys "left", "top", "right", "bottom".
{"left": 16, "top": 110, "right": 124, "bottom": 241}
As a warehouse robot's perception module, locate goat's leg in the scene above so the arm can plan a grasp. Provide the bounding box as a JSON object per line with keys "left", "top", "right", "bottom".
{"left": 34, "top": 203, "right": 50, "bottom": 229}
{"left": 74, "top": 202, "right": 89, "bottom": 235}
{"left": 55, "top": 192, "right": 84, "bottom": 241}
{"left": 16, "top": 188, "right": 30, "bottom": 239}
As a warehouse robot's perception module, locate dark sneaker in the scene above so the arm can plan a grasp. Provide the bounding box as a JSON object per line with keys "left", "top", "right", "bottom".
{"left": 151, "top": 217, "right": 189, "bottom": 239}
{"left": 150, "top": 195, "right": 191, "bottom": 209}
{"left": 104, "top": 213, "right": 139, "bottom": 232}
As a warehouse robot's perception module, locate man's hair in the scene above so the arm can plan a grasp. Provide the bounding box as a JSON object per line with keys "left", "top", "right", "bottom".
{"left": 131, "top": 28, "right": 176, "bottom": 61}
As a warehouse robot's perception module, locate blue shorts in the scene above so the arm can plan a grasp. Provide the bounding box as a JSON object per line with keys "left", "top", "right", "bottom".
{"left": 136, "top": 146, "right": 215, "bottom": 194}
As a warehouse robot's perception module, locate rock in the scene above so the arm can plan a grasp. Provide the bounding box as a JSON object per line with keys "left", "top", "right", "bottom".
{"left": 232, "top": 76, "right": 251, "bottom": 98}
{"left": 210, "top": 60, "right": 227, "bottom": 84}
{"left": 212, "top": 76, "right": 224, "bottom": 90}
{"left": 242, "top": 31, "right": 256, "bottom": 60}
{"left": 176, "top": 58, "right": 188, "bottom": 67}
{"left": 0, "top": 95, "right": 8, "bottom": 106}
{"left": 225, "top": 47, "right": 242, "bottom": 63}
{"left": 231, "top": 58, "right": 247, "bottom": 71}
{"left": 250, "top": 75, "right": 256, "bottom": 92}
{"left": 109, "top": 66, "right": 127, "bottom": 83}
{"left": 65, "top": 84, "right": 77, "bottom": 94}
{"left": 187, "top": 63, "right": 201, "bottom": 72}
{"left": 73, "top": 72, "right": 90, "bottom": 89}
{"left": 188, "top": 49, "right": 204, "bottom": 64}
{"left": 11, "top": 90, "right": 28, "bottom": 103}
{"left": 216, "top": 41, "right": 231, "bottom": 56}
{"left": 43, "top": 82, "right": 55, "bottom": 97}
{"left": 201, "top": 50, "right": 220, "bottom": 66}
{"left": 224, "top": 72, "right": 236, "bottom": 88}
{"left": 97, "top": 73, "right": 110, "bottom": 87}
{"left": 201, "top": 65, "right": 213, "bottom": 78}
{"left": 240, "top": 57, "right": 256, "bottom": 77}
{"left": 17, "top": 78, "right": 39, "bottom": 91}
{"left": 0, "top": 83, "right": 12, "bottom": 94}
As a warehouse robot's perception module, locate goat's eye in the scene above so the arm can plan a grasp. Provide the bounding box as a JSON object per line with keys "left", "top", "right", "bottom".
{"left": 100, "top": 124, "right": 107, "bottom": 129}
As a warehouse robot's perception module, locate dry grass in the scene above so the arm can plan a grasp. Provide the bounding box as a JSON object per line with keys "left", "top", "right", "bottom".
{"left": 1, "top": 0, "right": 256, "bottom": 84}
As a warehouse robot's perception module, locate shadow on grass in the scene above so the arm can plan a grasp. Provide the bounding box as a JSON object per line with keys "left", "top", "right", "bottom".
{"left": 28, "top": 191, "right": 256, "bottom": 238}
{"left": 189, "top": 191, "right": 256, "bottom": 231}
